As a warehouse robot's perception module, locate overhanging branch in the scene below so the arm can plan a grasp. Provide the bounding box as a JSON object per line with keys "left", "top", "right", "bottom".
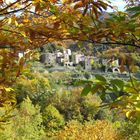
{"left": 0, "top": 3, "right": 32, "bottom": 16}
{"left": 0, "top": 45, "right": 14, "bottom": 49}
{"left": 0, "top": 28, "right": 21, "bottom": 35}
{"left": 26, "top": 10, "right": 54, "bottom": 18}
{"left": 0, "top": 0, "right": 21, "bottom": 13}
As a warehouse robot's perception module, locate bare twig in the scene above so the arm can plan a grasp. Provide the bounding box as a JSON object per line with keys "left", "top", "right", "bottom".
{"left": 26, "top": 10, "right": 54, "bottom": 18}
{"left": 0, "top": 0, "right": 21, "bottom": 12}
{"left": 0, "top": 3, "right": 32, "bottom": 16}
{"left": 0, "top": 28, "right": 21, "bottom": 35}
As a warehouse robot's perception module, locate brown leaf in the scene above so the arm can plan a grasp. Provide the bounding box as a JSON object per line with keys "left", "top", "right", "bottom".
{"left": 54, "top": 21, "right": 60, "bottom": 29}
{"left": 29, "top": 29, "right": 36, "bottom": 40}
{"left": 74, "top": 1, "right": 84, "bottom": 9}
{"left": 35, "top": 3, "right": 41, "bottom": 12}
{"left": 0, "top": 0, "right": 3, "bottom": 4}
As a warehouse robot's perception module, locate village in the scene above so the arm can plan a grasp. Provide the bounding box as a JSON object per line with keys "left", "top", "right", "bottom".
{"left": 39, "top": 48, "right": 121, "bottom": 73}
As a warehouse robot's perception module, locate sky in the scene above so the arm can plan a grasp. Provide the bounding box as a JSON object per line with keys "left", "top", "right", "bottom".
{"left": 5, "top": 0, "right": 127, "bottom": 12}
{"left": 108, "top": 0, "right": 127, "bottom": 12}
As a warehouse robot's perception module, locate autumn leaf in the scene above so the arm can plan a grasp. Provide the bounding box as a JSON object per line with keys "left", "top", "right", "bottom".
{"left": 74, "top": 1, "right": 84, "bottom": 9}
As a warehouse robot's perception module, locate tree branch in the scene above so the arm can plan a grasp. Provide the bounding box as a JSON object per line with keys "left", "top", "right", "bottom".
{"left": 26, "top": 10, "right": 54, "bottom": 18}
{"left": 0, "top": 0, "right": 21, "bottom": 13}
{"left": 0, "top": 3, "right": 32, "bottom": 16}
{"left": 0, "top": 45, "right": 14, "bottom": 49}
{"left": 0, "top": 28, "right": 21, "bottom": 35}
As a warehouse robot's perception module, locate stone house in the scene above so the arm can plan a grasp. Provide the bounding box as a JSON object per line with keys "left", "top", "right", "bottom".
{"left": 85, "top": 56, "right": 94, "bottom": 71}
{"left": 72, "top": 53, "right": 85, "bottom": 65}
{"left": 40, "top": 53, "right": 56, "bottom": 66}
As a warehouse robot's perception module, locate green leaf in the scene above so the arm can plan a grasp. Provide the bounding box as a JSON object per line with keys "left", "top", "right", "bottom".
{"left": 132, "top": 12, "right": 140, "bottom": 18}
{"left": 81, "top": 84, "right": 92, "bottom": 96}
{"left": 69, "top": 27, "right": 79, "bottom": 34}
{"left": 110, "top": 79, "right": 124, "bottom": 90}
{"left": 91, "top": 84, "right": 104, "bottom": 94}
{"left": 127, "top": 45, "right": 135, "bottom": 51}
{"left": 95, "top": 74, "right": 106, "bottom": 82}
{"left": 111, "top": 85, "right": 118, "bottom": 93}
{"left": 50, "top": 5, "right": 57, "bottom": 13}
{"left": 126, "top": 6, "right": 140, "bottom": 12}
{"left": 136, "top": 111, "right": 140, "bottom": 123}
{"left": 126, "top": 6, "right": 140, "bottom": 18}
{"left": 75, "top": 80, "right": 92, "bottom": 86}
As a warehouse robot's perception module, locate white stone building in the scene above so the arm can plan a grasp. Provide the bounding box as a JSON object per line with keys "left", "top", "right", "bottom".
{"left": 44, "top": 53, "right": 56, "bottom": 66}
{"left": 72, "top": 53, "right": 85, "bottom": 65}
{"left": 85, "top": 57, "right": 94, "bottom": 71}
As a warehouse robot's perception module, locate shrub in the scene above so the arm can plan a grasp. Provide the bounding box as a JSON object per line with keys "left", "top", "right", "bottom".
{"left": 94, "top": 108, "right": 114, "bottom": 121}
{"left": 84, "top": 72, "right": 91, "bottom": 79}
{"left": 48, "top": 72, "right": 71, "bottom": 86}
{"left": 120, "top": 120, "right": 140, "bottom": 140}
{"left": 53, "top": 88, "right": 84, "bottom": 121}
{"left": 42, "top": 104, "right": 65, "bottom": 136}
{"left": 14, "top": 73, "right": 55, "bottom": 107}
{"left": 81, "top": 93, "right": 101, "bottom": 120}
{"left": 0, "top": 97, "right": 45, "bottom": 140}
{"left": 54, "top": 120, "right": 124, "bottom": 140}
{"left": 50, "top": 88, "right": 101, "bottom": 122}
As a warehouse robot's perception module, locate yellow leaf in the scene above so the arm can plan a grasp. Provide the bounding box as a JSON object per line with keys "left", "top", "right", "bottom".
{"left": 126, "top": 110, "right": 135, "bottom": 119}
{"left": 4, "top": 87, "right": 14, "bottom": 92}
{"left": 136, "top": 107, "right": 140, "bottom": 112}
{"left": 62, "top": 0, "right": 69, "bottom": 4}
{"left": 23, "top": 18, "right": 29, "bottom": 23}
{"left": 15, "top": 20, "right": 18, "bottom": 26}
{"left": 21, "top": 32, "right": 27, "bottom": 37}
{"left": 8, "top": 18, "right": 12, "bottom": 24}
{"left": 51, "top": 16, "right": 57, "bottom": 20}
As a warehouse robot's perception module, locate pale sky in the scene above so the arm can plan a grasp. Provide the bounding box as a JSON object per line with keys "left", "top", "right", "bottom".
{"left": 5, "top": 0, "right": 127, "bottom": 12}
{"left": 108, "top": 0, "right": 126, "bottom": 12}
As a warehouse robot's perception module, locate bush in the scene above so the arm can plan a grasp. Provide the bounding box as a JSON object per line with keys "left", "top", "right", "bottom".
{"left": 0, "top": 97, "right": 45, "bottom": 140}
{"left": 94, "top": 108, "right": 114, "bottom": 121}
{"left": 81, "top": 93, "right": 101, "bottom": 120}
{"left": 53, "top": 88, "right": 84, "bottom": 121}
{"left": 14, "top": 73, "right": 55, "bottom": 107}
{"left": 84, "top": 72, "right": 91, "bottom": 79}
{"left": 120, "top": 120, "right": 140, "bottom": 140}
{"left": 42, "top": 104, "right": 65, "bottom": 136}
{"left": 50, "top": 88, "right": 101, "bottom": 122}
{"left": 54, "top": 120, "right": 124, "bottom": 140}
